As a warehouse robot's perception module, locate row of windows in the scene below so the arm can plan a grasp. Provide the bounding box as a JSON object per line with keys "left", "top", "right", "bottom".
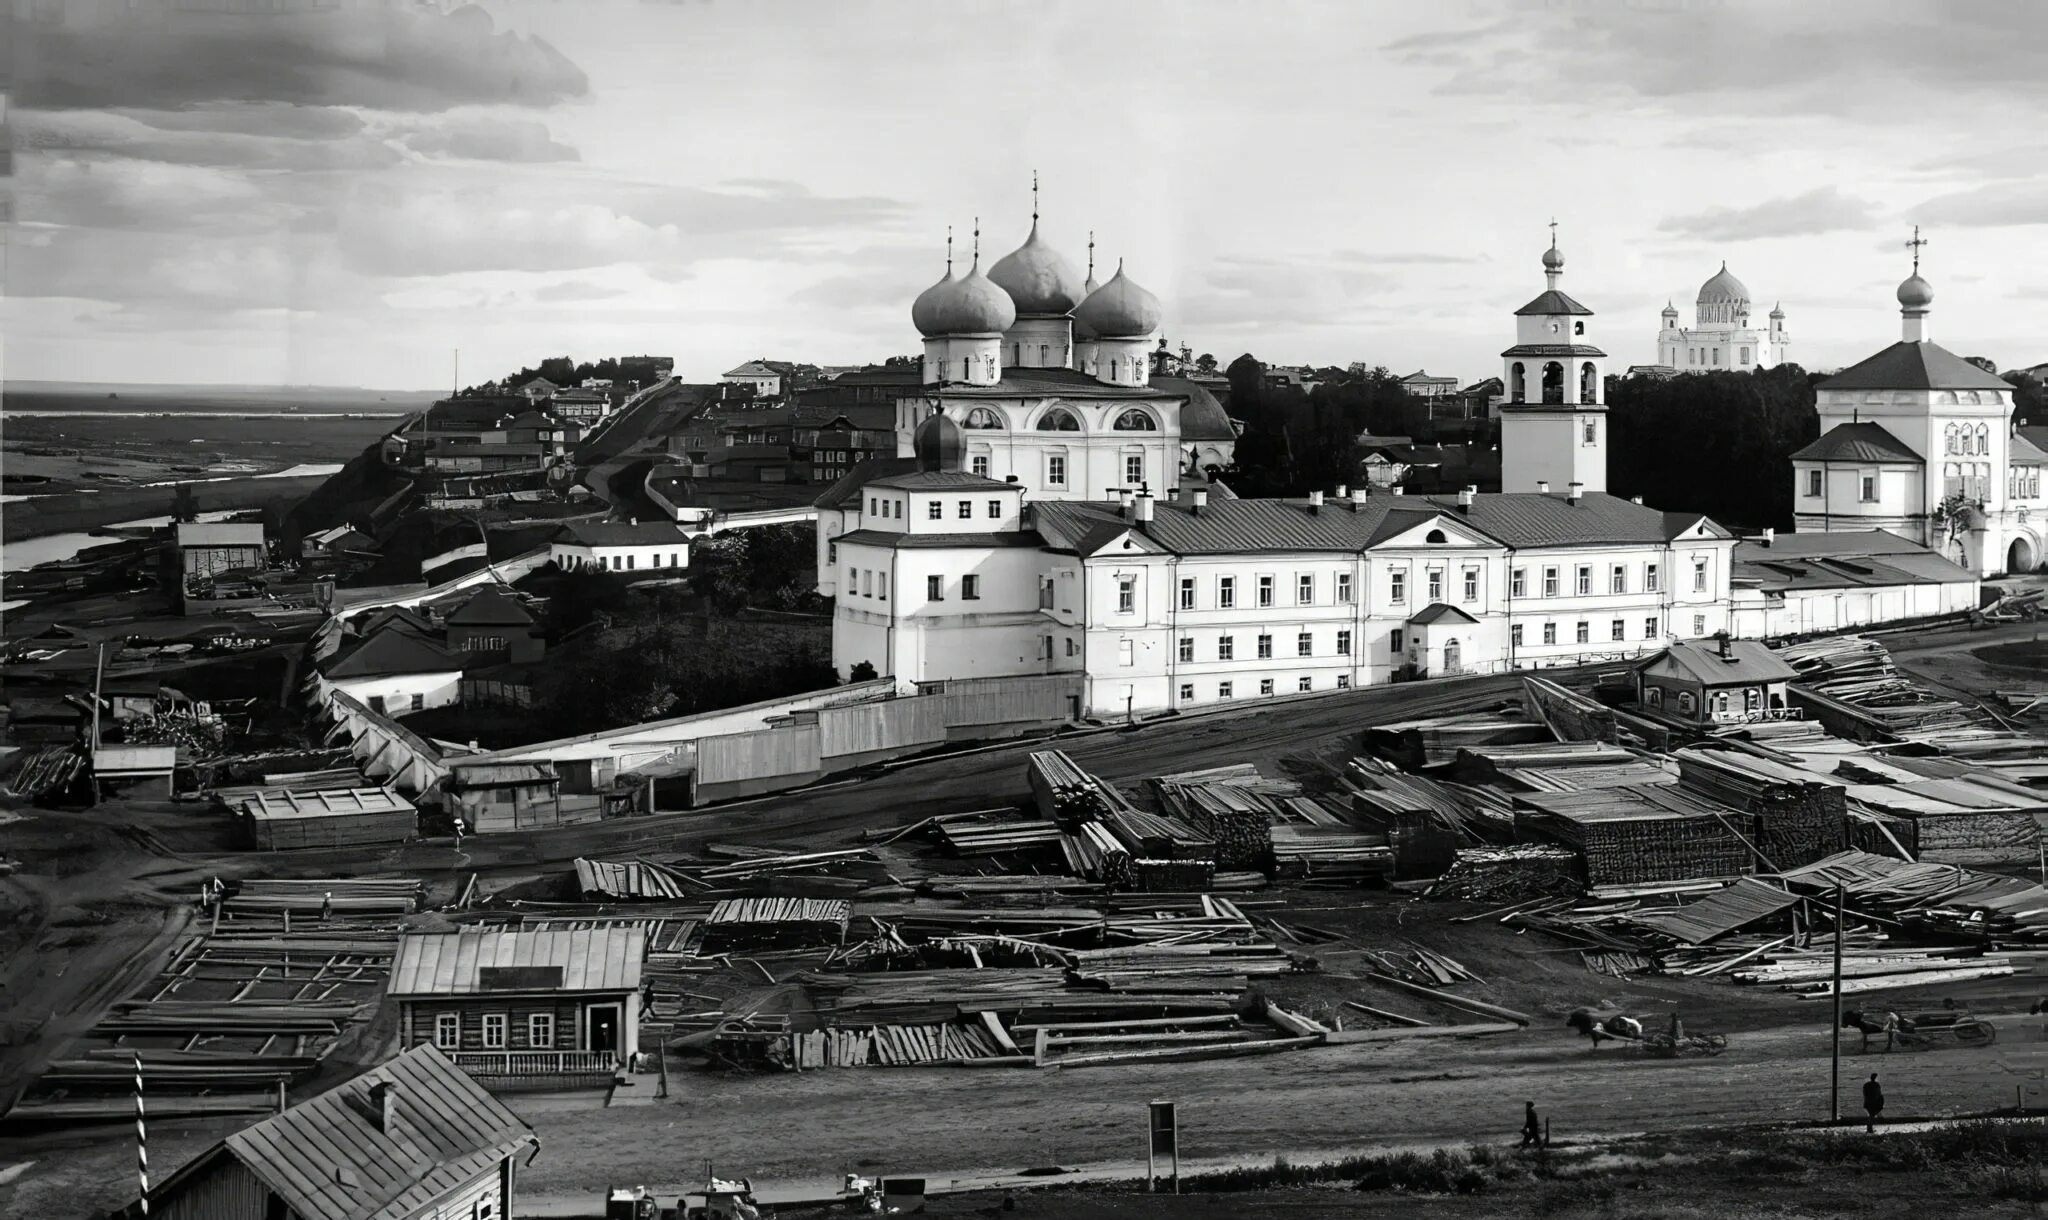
{"left": 2013, "top": 467, "right": 2043, "bottom": 499}
{"left": 842, "top": 570, "right": 983, "bottom": 601}
{"left": 565, "top": 552, "right": 683, "bottom": 571}
{"left": 1176, "top": 630, "right": 1355, "bottom": 663}
{"left": 1511, "top": 616, "right": 1661, "bottom": 647}
{"left": 434, "top": 1011, "right": 553, "bottom": 1050}
{"left": 1645, "top": 685, "right": 1778, "bottom": 716}
{"left": 1180, "top": 674, "right": 1351, "bottom": 702}
{"left": 955, "top": 406, "right": 1159, "bottom": 433}
{"left": 1804, "top": 469, "right": 1885, "bottom": 502}
{"left": 1945, "top": 423, "right": 1993, "bottom": 456}
{"left": 862, "top": 497, "right": 1009, "bottom": 521}
{"left": 1507, "top": 561, "right": 1686, "bottom": 597}
{"left": 1176, "top": 573, "right": 1357, "bottom": 610}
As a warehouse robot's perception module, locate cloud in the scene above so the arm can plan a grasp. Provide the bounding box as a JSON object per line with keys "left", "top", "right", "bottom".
{"left": 396, "top": 116, "right": 578, "bottom": 163}
{"left": 336, "top": 186, "right": 681, "bottom": 277}
{"left": 531, "top": 279, "right": 632, "bottom": 303}
{"left": 1175, "top": 256, "right": 1402, "bottom": 330}
{"left": 1914, "top": 181, "right": 2048, "bottom": 229}
{"left": 18, "top": 2, "right": 587, "bottom": 112}
{"left": 1660, "top": 187, "right": 1881, "bottom": 241}
{"left": 18, "top": 156, "right": 277, "bottom": 231}
{"left": 14, "top": 108, "right": 405, "bottom": 172}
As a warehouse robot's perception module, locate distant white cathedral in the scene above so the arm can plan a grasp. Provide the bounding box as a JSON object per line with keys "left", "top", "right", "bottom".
{"left": 1657, "top": 264, "right": 1788, "bottom": 371}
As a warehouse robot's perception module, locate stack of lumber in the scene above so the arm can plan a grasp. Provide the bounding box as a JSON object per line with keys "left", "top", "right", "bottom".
{"left": 798, "top": 967, "right": 1238, "bottom": 1025}
{"left": 785, "top": 1021, "right": 1016, "bottom": 1068}
{"left": 1028, "top": 1011, "right": 1319, "bottom": 1068}
{"left": 575, "top": 857, "right": 696, "bottom": 901}
{"left": 1424, "top": 846, "right": 1581, "bottom": 901}
{"left": 700, "top": 897, "right": 851, "bottom": 951}
{"left": 38, "top": 1051, "right": 318, "bottom": 1091}
{"left": 1729, "top": 947, "right": 2013, "bottom": 995}
{"left": 2, "top": 747, "right": 87, "bottom": 799}
{"left": 225, "top": 878, "right": 423, "bottom": 916}
{"left": 936, "top": 817, "right": 1065, "bottom": 855}
{"left": 1059, "top": 821, "right": 1129, "bottom": 884}
{"left": 688, "top": 848, "right": 875, "bottom": 883}
{"left": 1674, "top": 748, "right": 1846, "bottom": 870}
{"left": 1347, "top": 759, "right": 1513, "bottom": 844}
{"left": 98, "top": 999, "right": 363, "bottom": 1036}
{"left": 1777, "top": 635, "right": 1991, "bottom": 733}
{"left": 1361, "top": 710, "right": 1551, "bottom": 769}
{"left": 1152, "top": 778, "right": 1275, "bottom": 867}
{"left": 1515, "top": 785, "right": 1757, "bottom": 888}
{"left": 1103, "top": 807, "right": 1213, "bottom": 861}
{"left": 1028, "top": 750, "right": 1117, "bottom": 823}
{"left": 1269, "top": 824, "right": 1394, "bottom": 883}
{"left": 1129, "top": 857, "right": 1216, "bottom": 892}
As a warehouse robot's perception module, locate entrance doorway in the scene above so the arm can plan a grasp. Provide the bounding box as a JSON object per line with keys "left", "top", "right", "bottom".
{"left": 2009, "top": 535, "right": 2039, "bottom": 574}
{"left": 585, "top": 1003, "right": 622, "bottom": 1054}
{"left": 1442, "top": 638, "right": 1462, "bottom": 674}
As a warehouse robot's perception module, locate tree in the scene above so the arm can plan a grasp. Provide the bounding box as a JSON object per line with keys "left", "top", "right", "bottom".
{"left": 1195, "top": 353, "right": 1217, "bottom": 375}
{"left": 1964, "top": 356, "right": 1999, "bottom": 375}
{"left": 1606, "top": 365, "right": 1820, "bottom": 529}
{"left": 847, "top": 660, "right": 879, "bottom": 683}
{"left": 2004, "top": 371, "right": 2045, "bottom": 425}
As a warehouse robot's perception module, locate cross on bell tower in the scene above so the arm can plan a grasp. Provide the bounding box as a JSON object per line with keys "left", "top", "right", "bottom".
{"left": 1905, "top": 224, "right": 1928, "bottom": 274}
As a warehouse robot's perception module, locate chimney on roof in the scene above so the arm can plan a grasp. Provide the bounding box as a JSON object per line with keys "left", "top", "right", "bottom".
{"left": 1005, "top": 474, "right": 1018, "bottom": 484}
{"left": 1307, "top": 490, "right": 1323, "bottom": 514}
{"left": 1192, "top": 487, "right": 1209, "bottom": 516}
{"left": 1118, "top": 488, "right": 1136, "bottom": 515}
{"left": 1335, "top": 484, "right": 1348, "bottom": 499}
{"left": 1391, "top": 486, "right": 1404, "bottom": 496}
{"left": 1537, "top": 480, "right": 1551, "bottom": 494}
{"left": 1457, "top": 487, "right": 1475, "bottom": 513}
{"left": 1567, "top": 481, "right": 1584, "bottom": 504}
{"left": 1762, "top": 527, "right": 1775, "bottom": 547}
{"left": 628, "top": 516, "right": 638, "bottom": 526}
{"left": 1631, "top": 495, "right": 1644, "bottom": 505}
{"left": 369, "top": 1081, "right": 398, "bottom": 1136}
{"left": 1349, "top": 486, "right": 1367, "bottom": 512}
{"left": 1133, "top": 492, "right": 1155, "bottom": 527}
{"left": 1717, "top": 630, "right": 1732, "bottom": 659}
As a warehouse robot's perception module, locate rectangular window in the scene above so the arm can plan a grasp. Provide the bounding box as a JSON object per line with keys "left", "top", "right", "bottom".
{"left": 434, "top": 1012, "right": 459, "bottom": 1049}
{"left": 1542, "top": 622, "right": 1557, "bottom": 645}
{"left": 861, "top": 570, "right": 872, "bottom": 597}
{"left": 1611, "top": 618, "right": 1626, "bottom": 642}
{"left": 1038, "top": 577, "right": 1054, "bottom": 610}
{"left": 483, "top": 1013, "right": 507, "bottom": 1049}
{"left": 1390, "top": 571, "right": 1406, "bottom": 604}
{"left": 1576, "top": 621, "right": 1590, "bottom": 644}
{"left": 1543, "top": 567, "right": 1559, "bottom": 597}
{"left": 1257, "top": 575, "right": 1275, "bottom": 608}
{"left": 1583, "top": 418, "right": 1598, "bottom": 444}
{"left": 409, "top": 693, "right": 424, "bottom": 712}
{"left": 1179, "top": 578, "right": 1195, "bottom": 610}
{"left": 1427, "top": 569, "right": 1443, "bottom": 602}
{"left": 1125, "top": 455, "right": 1143, "bottom": 486}
{"left": 1510, "top": 623, "right": 1524, "bottom": 647}
{"left": 1218, "top": 635, "right": 1235, "bottom": 660}
{"left": 828, "top": 542, "right": 839, "bottom": 564}
{"left": 988, "top": 500, "right": 1002, "bottom": 518}
{"left": 972, "top": 455, "right": 990, "bottom": 477}
{"left": 879, "top": 573, "right": 888, "bottom": 600}
{"left": 867, "top": 496, "right": 877, "bottom": 515}
{"left": 1257, "top": 633, "right": 1273, "bottom": 659}
{"left": 1066, "top": 637, "right": 1078, "bottom": 656}
{"left": 927, "top": 501, "right": 942, "bottom": 520}
{"left": 1218, "top": 681, "right": 1234, "bottom": 699}
{"left": 1179, "top": 683, "right": 1195, "bottom": 702}
{"left": 1219, "top": 577, "right": 1236, "bottom": 608}
{"left": 1463, "top": 569, "right": 1478, "bottom": 601}
{"left": 1645, "top": 616, "right": 1659, "bottom": 638}
{"left": 1178, "top": 636, "right": 1194, "bottom": 663}
{"left": 962, "top": 575, "right": 980, "bottom": 600}
{"left": 1117, "top": 577, "right": 1135, "bottom": 613}
{"left": 1390, "top": 628, "right": 1405, "bottom": 652}
{"left": 1260, "top": 678, "right": 1275, "bottom": 696}
{"left": 1693, "top": 559, "right": 1708, "bottom": 592}
{"left": 1337, "top": 674, "right": 1351, "bottom": 689}
{"left": 1511, "top": 568, "right": 1527, "bottom": 598}
{"left": 1048, "top": 455, "right": 1066, "bottom": 487}
{"left": 1297, "top": 631, "right": 1313, "bottom": 657}
{"left": 1693, "top": 614, "right": 1707, "bottom": 635}
{"left": 1298, "top": 676, "right": 1313, "bottom": 692}
{"left": 1335, "top": 573, "right": 1354, "bottom": 603}
{"left": 1610, "top": 565, "right": 1626, "bottom": 594}
{"left": 1042, "top": 634, "right": 1053, "bottom": 660}
{"left": 1297, "top": 574, "right": 1314, "bottom": 604}
{"left": 958, "top": 499, "right": 972, "bottom": 519}
{"left": 1336, "top": 629, "right": 1352, "bottom": 656}
{"left": 927, "top": 575, "right": 944, "bottom": 601}
{"left": 1859, "top": 474, "right": 1877, "bottom": 502}
{"left": 1118, "top": 639, "right": 1134, "bottom": 667}
{"left": 529, "top": 1013, "right": 554, "bottom": 1048}
{"left": 1575, "top": 565, "right": 1592, "bottom": 596}
{"left": 1646, "top": 563, "right": 1660, "bottom": 593}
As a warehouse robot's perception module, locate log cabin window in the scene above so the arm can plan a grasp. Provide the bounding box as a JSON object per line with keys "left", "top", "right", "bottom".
{"left": 483, "top": 1013, "right": 507, "bottom": 1049}
{"left": 435, "top": 1013, "right": 459, "bottom": 1049}
{"left": 530, "top": 1013, "right": 554, "bottom": 1048}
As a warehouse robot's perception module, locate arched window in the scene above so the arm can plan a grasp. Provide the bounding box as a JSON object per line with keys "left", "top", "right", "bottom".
{"left": 1541, "top": 362, "right": 1564, "bottom": 404}
{"left": 1035, "top": 408, "right": 1080, "bottom": 432}
{"left": 1677, "top": 691, "right": 1697, "bottom": 716}
{"left": 1425, "top": 529, "right": 1448, "bottom": 544}
{"left": 1579, "top": 362, "right": 1598, "bottom": 404}
{"left": 1573, "top": 321, "right": 1584, "bottom": 335}
{"left": 963, "top": 407, "right": 1003, "bottom": 430}
{"left": 1509, "top": 363, "right": 1527, "bottom": 403}
{"left": 1112, "top": 409, "right": 1157, "bottom": 431}
{"left": 1977, "top": 424, "right": 1991, "bottom": 455}
{"left": 961, "top": 358, "right": 973, "bottom": 381}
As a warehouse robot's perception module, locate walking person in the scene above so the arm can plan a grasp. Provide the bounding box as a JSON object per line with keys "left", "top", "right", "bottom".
{"left": 1519, "top": 1101, "right": 1542, "bottom": 1148}
{"left": 1863, "top": 1072, "right": 1885, "bottom": 1134}
{"left": 320, "top": 890, "right": 333, "bottom": 921}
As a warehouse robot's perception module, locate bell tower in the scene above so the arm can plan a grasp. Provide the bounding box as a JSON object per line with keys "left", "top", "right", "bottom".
{"left": 1499, "top": 222, "right": 1608, "bottom": 494}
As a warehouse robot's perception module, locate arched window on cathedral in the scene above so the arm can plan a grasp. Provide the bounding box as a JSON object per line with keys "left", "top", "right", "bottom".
{"left": 963, "top": 407, "right": 1004, "bottom": 430}
{"left": 1113, "top": 409, "right": 1157, "bottom": 431}
{"left": 1945, "top": 424, "right": 1958, "bottom": 455}
{"left": 1579, "top": 362, "right": 1598, "bottom": 404}
{"left": 1036, "top": 408, "right": 1081, "bottom": 432}
{"left": 1541, "top": 361, "right": 1564, "bottom": 405}
{"left": 1509, "top": 363, "right": 1527, "bottom": 403}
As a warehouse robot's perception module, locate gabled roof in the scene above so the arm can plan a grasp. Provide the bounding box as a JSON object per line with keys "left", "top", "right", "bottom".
{"left": 351, "top": 605, "right": 435, "bottom": 638}
{"left": 1408, "top": 603, "right": 1479, "bottom": 625}
{"left": 323, "top": 627, "right": 460, "bottom": 680}
{"left": 1817, "top": 340, "right": 2013, "bottom": 392}
{"left": 1789, "top": 422, "right": 1923, "bottom": 464}
{"left": 2012, "top": 430, "right": 2048, "bottom": 463}
{"left": 836, "top": 529, "right": 1046, "bottom": 550}
{"left": 724, "top": 360, "right": 794, "bottom": 377}
{"left": 866, "top": 470, "right": 1018, "bottom": 492}
{"left": 555, "top": 520, "right": 686, "bottom": 547}
{"left": 445, "top": 587, "right": 535, "bottom": 628}
{"left": 1637, "top": 638, "right": 1797, "bottom": 686}
{"left": 389, "top": 927, "right": 646, "bottom": 997}
{"left": 148, "top": 1046, "right": 536, "bottom": 1220}
{"left": 1513, "top": 289, "right": 1594, "bottom": 317}
{"left": 1416, "top": 492, "right": 1728, "bottom": 548}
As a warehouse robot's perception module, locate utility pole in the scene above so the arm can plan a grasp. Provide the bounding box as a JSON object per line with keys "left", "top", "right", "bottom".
{"left": 1830, "top": 882, "right": 1845, "bottom": 1123}
{"left": 91, "top": 642, "right": 108, "bottom": 752}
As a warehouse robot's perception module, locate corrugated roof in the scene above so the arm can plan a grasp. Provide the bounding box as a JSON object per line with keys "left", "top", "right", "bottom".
{"left": 836, "top": 529, "right": 1046, "bottom": 550}
{"left": 1418, "top": 492, "right": 1726, "bottom": 548}
{"left": 323, "top": 628, "right": 460, "bottom": 680}
{"left": 1638, "top": 639, "right": 1798, "bottom": 686}
{"left": 1626, "top": 877, "right": 1799, "bottom": 944}
{"left": 388, "top": 927, "right": 646, "bottom": 997}
{"left": 1513, "top": 289, "right": 1594, "bottom": 317}
{"left": 866, "top": 470, "right": 1018, "bottom": 491}
{"left": 244, "top": 786, "right": 415, "bottom": 822}
{"left": 556, "top": 520, "right": 687, "bottom": 547}
{"left": 203, "top": 1045, "right": 535, "bottom": 1220}
{"left": 1817, "top": 341, "right": 2014, "bottom": 392}
{"left": 1790, "top": 422, "right": 1923, "bottom": 464}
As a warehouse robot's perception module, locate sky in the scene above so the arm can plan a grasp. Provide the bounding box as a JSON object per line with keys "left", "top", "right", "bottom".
{"left": 10, "top": 0, "right": 2048, "bottom": 391}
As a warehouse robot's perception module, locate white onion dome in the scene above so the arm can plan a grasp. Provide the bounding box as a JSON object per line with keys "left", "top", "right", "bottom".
{"left": 987, "top": 221, "right": 1084, "bottom": 316}
{"left": 1661, "top": 300, "right": 1679, "bottom": 317}
{"left": 1541, "top": 243, "right": 1565, "bottom": 271}
{"left": 1070, "top": 261, "right": 1162, "bottom": 339}
{"left": 911, "top": 258, "right": 1018, "bottom": 338}
{"left": 1697, "top": 262, "right": 1751, "bottom": 306}
{"left": 1897, "top": 273, "right": 1934, "bottom": 311}
{"left": 1769, "top": 301, "right": 1785, "bottom": 318}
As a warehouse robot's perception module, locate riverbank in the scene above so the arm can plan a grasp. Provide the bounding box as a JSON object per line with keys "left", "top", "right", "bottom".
{"left": 1, "top": 474, "right": 330, "bottom": 547}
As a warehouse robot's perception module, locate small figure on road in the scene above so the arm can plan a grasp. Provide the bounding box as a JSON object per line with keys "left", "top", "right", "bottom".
{"left": 453, "top": 816, "right": 467, "bottom": 849}
{"left": 1863, "top": 1073, "right": 1885, "bottom": 1133}
{"left": 321, "top": 890, "right": 333, "bottom": 921}
{"left": 1519, "top": 1101, "right": 1542, "bottom": 1148}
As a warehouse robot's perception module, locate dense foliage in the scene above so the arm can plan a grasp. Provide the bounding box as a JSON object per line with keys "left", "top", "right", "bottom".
{"left": 686, "top": 523, "right": 823, "bottom": 612}
{"left": 1223, "top": 354, "right": 1433, "bottom": 496}
{"left": 1606, "top": 365, "right": 1821, "bottom": 529}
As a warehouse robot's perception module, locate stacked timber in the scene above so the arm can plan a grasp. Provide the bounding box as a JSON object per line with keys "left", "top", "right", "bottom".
{"left": 1516, "top": 786, "right": 1756, "bottom": 888}
{"left": 701, "top": 897, "right": 851, "bottom": 951}
{"left": 1777, "top": 635, "right": 1991, "bottom": 734}
{"left": 2, "top": 748, "right": 87, "bottom": 800}
{"left": 1269, "top": 824, "right": 1395, "bottom": 883}
{"left": 1028, "top": 751, "right": 1116, "bottom": 823}
{"left": 1102, "top": 807, "right": 1212, "bottom": 861}
{"left": 1674, "top": 748, "right": 1846, "bottom": 870}
{"left": 1152, "top": 779, "right": 1274, "bottom": 867}
{"left": 1027, "top": 1011, "right": 1320, "bottom": 1068}
{"left": 575, "top": 857, "right": 696, "bottom": 901}
{"left": 225, "top": 878, "right": 423, "bottom": 916}
{"left": 937, "top": 817, "right": 1066, "bottom": 855}
{"left": 1129, "top": 857, "right": 1216, "bottom": 892}
{"left": 783, "top": 1021, "right": 1016, "bottom": 1068}
{"left": 1059, "top": 821, "right": 1129, "bottom": 884}
{"left": 689, "top": 848, "right": 875, "bottom": 883}
{"left": 1423, "top": 846, "right": 1584, "bottom": 901}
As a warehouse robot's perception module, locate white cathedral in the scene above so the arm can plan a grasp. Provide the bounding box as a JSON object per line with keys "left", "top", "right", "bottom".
{"left": 1657, "top": 264, "right": 1789, "bottom": 372}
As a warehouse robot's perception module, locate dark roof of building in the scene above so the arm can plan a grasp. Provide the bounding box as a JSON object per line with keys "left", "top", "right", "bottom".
{"left": 1409, "top": 603, "right": 1479, "bottom": 625}
{"left": 1415, "top": 492, "right": 1729, "bottom": 548}
{"left": 1150, "top": 376, "right": 1237, "bottom": 441}
{"left": 795, "top": 402, "right": 896, "bottom": 431}
{"left": 816, "top": 457, "right": 920, "bottom": 509}
{"left": 1032, "top": 497, "right": 1458, "bottom": 557}
{"left": 1737, "top": 529, "right": 1927, "bottom": 560}
{"left": 1363, "top": 443, "right": 1451, "bottom": 465}
{"left": 1818, "top": 340, "right": 2014, "bottom": 392}
{"left": 555, "top": 520, "right": 686, "bottom": 547}
{"left": 1500, "top": 343, "right": 1609, "bottom": 358}
{"left": 323, "top": 626, "right": 460, "bottom": 680}
{"left": 2017, "top": 424, "right": 2048, "bottom": 456}
{"left": 826, "top": 366, "right": 922, "bottom": 385}
{"left": 943, "top": 367, "right": 1172, "bottom": 400}
{"left": 1639, "top": 638, "right": 1798, "bottom": 686}
{"left": 866, "top": 470, "right": 1018, "bottom": 492}
{"left": 1733, "top": 532, "right": 1975, "bottom": 592}
{"left": 445, "top": 587, "right": 535, "bottom": 628}
{"left": 351, "top": 605, "right": 435, "bottom": 638}
{"left": 165, "top": 1045, "right": 536, "bottom": 1220}
{"left": 1513, "top": 289, "right": 1594, "bottom": 317}
{"left": 1789, "top": 422, "right": 1923, "bottom": 464}
{"left": 836, "top": 529, "right": 1046, "bottom": 550}
{"left": 2012, "top": 431, "right": 2048, "bottom": 463}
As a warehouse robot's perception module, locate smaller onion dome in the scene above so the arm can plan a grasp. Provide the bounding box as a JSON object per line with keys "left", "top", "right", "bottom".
{"left": 912, "top": 410, "right": 964, "bottom": 473}
{"left": 1897, "top": 273, "right": 1934, "bottom": 311}
{"left": 1661, "top": 300, "right": 1679, "bottom": 317}
{"left": 1070, "top": 261, "right": 1162, "bottom": 339}
{"left": 910, "top": 267, "right": 956, "bottom": 337}
{"left": 912, "top": 258, "right": 1017, "bottom": 338}
{"left": 1769, "top": 301, "right": 1785, "bottom": 318}
{"left": 1541, "top": 243, "right": 1565, "bottom": 271}
{"left": 988, "top": 221, "right": 1084, "bottom": 316}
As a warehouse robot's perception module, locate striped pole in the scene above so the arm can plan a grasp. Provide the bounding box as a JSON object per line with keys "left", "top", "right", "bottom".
{"left": 135, "top": 1052, "right": 150, "bottom": 1215}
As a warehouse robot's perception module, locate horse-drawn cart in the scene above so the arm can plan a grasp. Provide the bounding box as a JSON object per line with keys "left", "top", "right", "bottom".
{"left": 1637, "top": 1028, "right": 1729, "bottom": 1058}
{"left": 1897, "top": 1011, "right": 1997, "bottom": 1049}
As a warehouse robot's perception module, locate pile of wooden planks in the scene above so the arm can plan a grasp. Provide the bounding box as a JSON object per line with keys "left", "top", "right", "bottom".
{"left": 1028, "top": 750, "right": 1116, "bottom": 823}
{"left": 936, "top": 817, "right": 1066, "bottom": 855}
{"left": 224, "top": 878, "right": 422, "bottom": 916}
{"left": 1151, "top": 778, "right": 1274, "bottom": 867}
{"left": 575, "top": 857, "right": 697, "bottom": 901}
{"left": 1358, "top": 946, "right": 1482, "bottom": 989}
{"left": 1423, "top": 846, "right": 1582, "bottom": 901}
{"left": 1059, "top": 821, "right": 1129, "bottom": 884}
{"left": 2, "top": 747, "right": 86, "bottom": 800}
{"left": 700, "top": 897, "right": 851, "bottom": 952}
{"left": 784, "top": 1021, "right": 1016, "bottom": 1068}
{"left": 1269, "top": 824, "right": 1394, "bottom": 883}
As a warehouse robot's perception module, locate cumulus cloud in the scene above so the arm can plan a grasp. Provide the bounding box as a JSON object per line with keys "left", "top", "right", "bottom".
{"left": 397, "top": 116, "right": 578, "bottom": 163}
{"left": 18, "top": 156, "right": 277, "bottom": 231}
{"left": 1660, "top": 187, "right": 1881, "bottom": 240}
{"left": 18, "top": 2, "right": 587, "bottom": 112}
{"left": 15, "top": 108, "right": 404, "bottom": 172}
{"left": 1914, "top": 181, "right": 2048, "bottom": 229}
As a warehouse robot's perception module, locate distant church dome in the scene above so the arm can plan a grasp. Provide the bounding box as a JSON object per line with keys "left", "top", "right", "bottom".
{"left": 1661, "top": 300, "right": 1679, "bottom": 317}
{"left": 1542, "top": 243, "right": 1565, "bottom": 271}
{"left": 1769, "top": 301, "right": 1785, "bottom": 318}
{"left": 912, "top": 410, "right": 964, "bottom": 472}
{"left": 988, "top": 221, "right": 1084, "bottom": 316}
{"left": 910, "top": 268, "right": 955, "bottom": 336}
{"left": 1697, "top": 262, "right": 1751, "bottom": 307}
{"left": 1071, "top": 262, "right": 1162, "bottom": 339}
{"left": 1897, "top": 272, "right": 1934, "bottom": 311}
{"left": 911, "top": 260, "right": 1018, "bottom": 338}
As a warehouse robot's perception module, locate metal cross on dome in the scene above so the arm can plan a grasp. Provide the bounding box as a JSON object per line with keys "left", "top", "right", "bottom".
{"left": 1906, "top": 224, "right": 1928, "bottom": 273}
{"left": 1548, "top": 217, "right": 1558, "bottom": 245}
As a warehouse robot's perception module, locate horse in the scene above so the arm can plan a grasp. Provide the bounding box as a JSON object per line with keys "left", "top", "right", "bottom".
{"left": 1842, "top": 1009, "right": 1912, "bottom": 1053}
{"left": 1566, "top": 1008, "right": 1643, "bottom": 1049}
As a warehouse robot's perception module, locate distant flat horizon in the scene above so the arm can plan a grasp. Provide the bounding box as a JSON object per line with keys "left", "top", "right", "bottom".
{"left": 4, "top": 380, "right": 447, "bottom": 397}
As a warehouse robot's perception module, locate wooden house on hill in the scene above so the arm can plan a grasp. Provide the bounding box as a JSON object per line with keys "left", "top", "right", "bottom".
{"left": 1635, "top": 636, "right": 1799, "bottom": 727}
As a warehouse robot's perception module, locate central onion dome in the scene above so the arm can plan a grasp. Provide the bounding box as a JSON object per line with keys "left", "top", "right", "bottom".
{"left": 912, "top": 410, "right": 964, "bottom": 473}
{"left": 1697, "top": 262, "right": 1751, "bottom": 306}
{"left": 1897, "top": 272, "right": 1934, "bottom": 311}
{"left": 1541, "top": 243, "right": 1565, "bottom": 271}
{"left": 911, "top": 259, "right": 1017, "bottom": 338}
{"left": 987, "top": 221, "right": 1084, "bottom": 316}
{"left": 1071, "top": 262, "right": 1162, "bottom": 339}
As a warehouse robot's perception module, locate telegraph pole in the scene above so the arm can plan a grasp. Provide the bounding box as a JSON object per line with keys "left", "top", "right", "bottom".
{"left": 1829, "top": 882, "right": 1845, "bottom": 1123}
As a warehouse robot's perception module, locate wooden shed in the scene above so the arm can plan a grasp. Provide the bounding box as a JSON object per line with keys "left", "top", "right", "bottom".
{"left": 242, "top": 785, "right": 418, "bottom": 850}
{"left": 444, "top": 762, "right": 565, "bottom": 833}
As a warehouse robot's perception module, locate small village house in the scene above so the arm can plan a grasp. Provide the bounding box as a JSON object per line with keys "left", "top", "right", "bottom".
{"left": 1635, "top": 635, "right": 1799, "bottom": 726}
{"left": 114, "top": 1044, "right": 538, "bottom": 1220}
{"left": 721, "top": 359, "right": 797, "bottom": 398}
{"left": 549, "top": 520, "right": 690, "bottom": 574}
{"left": 443, "top": 587, "right": 544, "bottom": 666}
{"left": 172, "top": 521, "right": 266, "bottom": 581}
{"left": 317, "top": 625, "right": 464, "bottom": 716}
{"left": 442, "top": 761, "right": 570, "bottom": 832}
{"left": 388, "top": 926, "right": 645, "bottom": 1089}
{"left": 301, "top": 524, "right": 376, "bottom": 562}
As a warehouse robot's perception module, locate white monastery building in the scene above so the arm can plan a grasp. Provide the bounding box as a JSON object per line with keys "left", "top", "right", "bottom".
{"left": 1789, "top": 234, "right": 2044, "bottom": 577}
{"left": 1657, "top": 264, "right": 1789, "bottom": 372}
